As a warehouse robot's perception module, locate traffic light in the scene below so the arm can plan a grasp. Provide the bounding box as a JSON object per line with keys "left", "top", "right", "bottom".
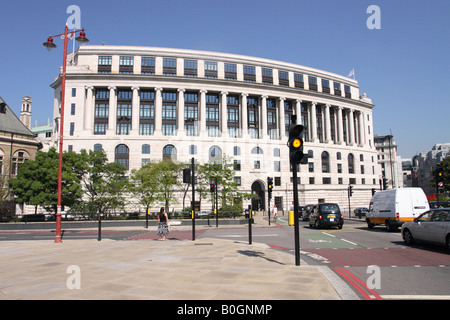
{"left": 348, "top": 185, "right": 354, "bottom": 197}
{"left": 437, "top": 166, "right": 445, "bottom": 188}
{"left": 183, "top": 168, "right": 191, "bottom": 183}
{"left": 382, "top": 176, "right": 388, "bottom": 190}
{"left": 288, "top": 125, "right": 304, "bottom": 165}
{"left": 267, "top": 177, "right": 273, "bottom": 200}
{"left": 210, "top": 183, "right": 215, "bottom": 192}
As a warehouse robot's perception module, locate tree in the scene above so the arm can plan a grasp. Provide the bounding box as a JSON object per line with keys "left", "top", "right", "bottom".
{"left": 152, "top": 159, "right": 185, "bottom": 212}
{"left": 71, "top": 149, "right": 128, "bottom": 216}
{"left": 129, "top": 162, "right": 161, "bottom": 213}
{"left": 8, "top": 148, "right": 83, "bottom": 213}
{"left": 197, "top": 155, "right": 251, "bottom": 212}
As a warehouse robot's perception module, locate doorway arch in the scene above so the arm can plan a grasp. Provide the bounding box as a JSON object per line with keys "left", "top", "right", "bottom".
{"left": 251, "top": 180, "right": 265, "bottom": 211}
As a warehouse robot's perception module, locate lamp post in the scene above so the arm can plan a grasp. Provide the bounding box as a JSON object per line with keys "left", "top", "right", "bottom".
{"left": 43, "top": 25, "right": 89, "bottom": 243}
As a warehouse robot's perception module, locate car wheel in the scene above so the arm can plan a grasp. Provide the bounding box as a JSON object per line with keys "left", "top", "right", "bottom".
{"left": 446, "top": 235, "right": 450, "bottom": 251}
{"left": 403, "top": 229, "right": 414, "bottom": 245}
{"left": 338, "top": 224, "right": 343, "bottom": 229}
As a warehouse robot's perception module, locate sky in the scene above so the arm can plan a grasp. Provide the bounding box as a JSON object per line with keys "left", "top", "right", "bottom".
{"left": 0, "top": 0, "right": 449, "bottom": 158}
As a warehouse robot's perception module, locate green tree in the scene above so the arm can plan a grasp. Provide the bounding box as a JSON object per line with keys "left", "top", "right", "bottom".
{"left": 129, "top": 162, "right": 161, "bottom": 213}
{"left": 71, "top": 149, "right": 128, "bottom": 216}
{"left": 197, "top": 155, "right": 251, "bottom": 212}
{"left": 152, "top": 159, "right": 185, "bottom": 211}
{"left": 8, "top": 148, "right": 83, "bottom": 213}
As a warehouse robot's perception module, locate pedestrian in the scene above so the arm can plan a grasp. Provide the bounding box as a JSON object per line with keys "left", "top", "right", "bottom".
{"left": 273, "top": 205, "right": 278, "bottom": 221}
{"left": 157, "top": 207, "right": 170, "bottom": 240}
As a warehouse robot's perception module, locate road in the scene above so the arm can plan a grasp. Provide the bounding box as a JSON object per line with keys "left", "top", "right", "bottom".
{"left": 1, "top": 217, "right": 449, "bottom": 300}
{"left": 200, "top": 217, "right": 450, "bottom": 300}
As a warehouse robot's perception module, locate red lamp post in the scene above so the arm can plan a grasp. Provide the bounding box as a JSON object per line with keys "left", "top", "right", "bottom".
{"left": 43, "top": 26, "right": 89, "bottom": 243}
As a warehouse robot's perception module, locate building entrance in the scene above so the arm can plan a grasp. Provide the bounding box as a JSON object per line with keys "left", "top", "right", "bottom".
{"left": 251, "top": 180, "right": 265, "bottom": 211}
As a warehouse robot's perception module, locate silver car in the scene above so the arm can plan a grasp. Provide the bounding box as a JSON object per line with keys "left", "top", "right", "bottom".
{"left": 401, "top": 208, "right": 450, "bottom": 250}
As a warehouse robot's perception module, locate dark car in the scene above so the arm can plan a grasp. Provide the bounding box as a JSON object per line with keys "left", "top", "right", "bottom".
{"left": 354, "top": 207, "right": 368, "bottom": 219}
{"left": 309, "top": 203, "right": 343, "bottom": 229}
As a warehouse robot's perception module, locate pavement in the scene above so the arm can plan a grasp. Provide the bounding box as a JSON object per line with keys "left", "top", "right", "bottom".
{"left": 0, "top": 214, "right": 346, "bottom": 300}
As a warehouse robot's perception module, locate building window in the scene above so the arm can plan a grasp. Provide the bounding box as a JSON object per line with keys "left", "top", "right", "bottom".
{"left": 334, "top": 82, "right": 341, "bottom": 96}
{"left": 141, "top": 57, "right": 155, "bottom": 74}
{"left": 204, "top": 61, "right": 217, "bottom": 78}
{"left": 140, "top": 89, "right": 155, "bottom": 135}
{"left": 278, "top": 70, "right": 289, "bottom": 86}
{"left": 243, "top": 65, "right": 256, "bottom": 82}
{"left": 274, "top": 161, "right": 281, "bottom": 172}
{"left": 71, "top": 88, "right": 76, "bottom": 97}
{"left": 163, "top": 144, "right": 176, "bottom": 160}
{"left": 309, "top": 76, "right": 317, "bottom": 91}
{"left": 94, "top": 89, "right": 109, "bottom": 135}
{"left": 322, "top": 79, "right": 330, "bottom": 93}
{"left": 119, "top": 56, "right": 134, "bottom": 74}
{"left": 184, "top": 59, "right": 197, "bottom": 77}
{"left": 308, "top": 162, "right": 314, "bottom": 173}
{"left": 69, "top": 122, "right": 75, "bottom": 136}
{"left": 262, "top": 68, "right": 272, "bottom": 84}
{"left": 189, "top": 145, "right": 197, "bottom": 155}
{"left": 344, "top": 85, "right": 351, "bottom": 98}
{"left": 337, "top": 163, "right": 342, "bottom": 173}
{"left": 251, "top": 147, "right": 263, "bottom": 154}
{"left": 233, "top": 146, "right": 240, "bottom": 156}
{"left": 162, "top": 91, "right": 177, "bottom": 136}
{"left": 71, "top": 103, "right": 76, "bottom": 115}
{"left": 115, "top": 144, "right": 129, "bottom": 169}
{"left": 323, "top": 177, "right": 331, "bottom": 184}
{"left": 233, "top": 160, "right": 241, "bottom": 171}
{"left": 254, "top": 160, "right": 260, "bottom": 169}
{"left": 209, "top": 146, "right": 222, "bottom": 162}
{"left": 163, "top": 58, "right": 177, "bottom": 75}
{"left": 294, "top": 73, "right": 304, "bottom": 89}
{"left": 322, "top": 151, "right": 330, "bottom": 173}
{"left": 224, "top": 63, "right": 237, "bottom": 80}
{"left": 117, "top": 90, "right": 132, "bottom": 135}
{"left": 348, "top": 153, "right": 355, "bottom": 174}
{"left": 98, "top": 56, "right": 112, "bottom": 73}
{"left": 142, "top": 144, "right": 150, "bottom": 154}
{"left": 94, "top": 144, "right": 103, "bottom": 152}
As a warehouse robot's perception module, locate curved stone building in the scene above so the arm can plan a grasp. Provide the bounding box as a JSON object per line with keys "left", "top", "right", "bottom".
{"left": 50, "top": 45, "right": 378, "bottom": 212}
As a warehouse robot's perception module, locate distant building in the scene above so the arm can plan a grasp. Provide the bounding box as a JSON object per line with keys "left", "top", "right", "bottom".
{"left": 0, "top": 96, "right": 41, "bottom": 214}
{"left": 374, "top": 134, "right": 403, "bottom": 189}
{"left": 412, "top": 143, "right": 450, "bottom": 193}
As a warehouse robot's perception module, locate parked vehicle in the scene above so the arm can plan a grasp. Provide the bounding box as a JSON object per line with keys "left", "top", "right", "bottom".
{"left": 429, "top": 201, "right": 450, "bottom": 209}
{"left": 309, "top": 203, "right": 343, "bottom": 229}
{"left": 366, "top": 188, "right": 429, "bottom": 232}
{"left": 354, "top": 207, "right": 368, "bottom": 219}
{"left": 401, "top": 208, "right": 450, "bottom": 250}
{"left": 298, "top": 206, "right": 308, "bottom": 220}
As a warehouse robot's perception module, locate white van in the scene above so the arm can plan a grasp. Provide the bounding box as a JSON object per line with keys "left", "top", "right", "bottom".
{"left": 366, "top": 188, "right": 429, "bottom": 231}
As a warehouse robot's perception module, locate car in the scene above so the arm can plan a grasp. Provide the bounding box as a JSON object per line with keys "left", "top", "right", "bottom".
{"left": 354, "top": 207, "right": 368, "bottom": 219}
{"left": 198, "top": 210, "right": 211, "bottom": 216}
{"left": 309, "top": 203, "right": 343, "bottom": 229}
{"left": 401, "top": 208, "right": 450, "bottom": 250}
{"left": 298, "top": 206, "right": 307, "bottom": 220}
{"left": 429, "top": 201, "right": 450, "bottom": 209}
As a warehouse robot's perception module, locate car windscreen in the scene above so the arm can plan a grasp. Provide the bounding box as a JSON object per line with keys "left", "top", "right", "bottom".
{"left": 319, "top": 204, "right": 340, "bottom": 214}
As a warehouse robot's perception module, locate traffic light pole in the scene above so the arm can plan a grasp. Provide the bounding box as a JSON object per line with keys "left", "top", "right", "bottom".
{"left": 292, "top": 164, "right": 301, "bottom": 266}
{"left": 215, "top": 177, "right": 218, "bottom": 228}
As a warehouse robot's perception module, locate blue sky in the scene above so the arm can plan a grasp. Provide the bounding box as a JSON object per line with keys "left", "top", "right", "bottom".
{"left": 0, "top": 0, "right": 449, "bottom": 158}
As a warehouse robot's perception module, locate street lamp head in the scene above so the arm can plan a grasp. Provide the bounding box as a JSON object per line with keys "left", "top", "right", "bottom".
{"left": 75, "top": 29, "right": 89, "bottom": 44}
{"left": 43, "top": 37, "right": 57, "bottom": 51}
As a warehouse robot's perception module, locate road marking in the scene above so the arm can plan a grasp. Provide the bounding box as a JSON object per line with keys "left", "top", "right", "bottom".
{"left": 341, "top": 239, "right": 358, "bottom": 246}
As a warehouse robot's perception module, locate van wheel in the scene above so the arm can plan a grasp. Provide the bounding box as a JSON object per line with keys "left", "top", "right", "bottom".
{"left": 366, "top": 219, "right": 374, "bottom": 229}
{"left": 386, "top": 220, "right": 397, "bottom": 232}
{"left": 403, "top": 229, "right": 414, "bottom": 245}
{"left": 446, "top": 235, "right": 450, "bottom": 251}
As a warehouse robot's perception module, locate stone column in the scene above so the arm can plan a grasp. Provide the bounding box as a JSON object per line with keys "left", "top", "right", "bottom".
{"left": 260, "top": 95, "right": 267, "bottom": 138}
{"left": 131, "top": 86, "right": 140, "bottom": 135}
{"left": 177, "top": 89, "right": 185, "bottom": 137}
{"left": 324, "top": 103, "right": 332, "bottom": 144}
{"left": 154, "top": 87, "right": 162, "bottom": 135}
{"left": 107, "top": 86, "right": 116, "bottom": 135}
{"left": 221, "top": 91, "right": 228, "bottom": 136}
{"left": 310, "top": 101, "right": 317, "bottom": 142}
{"left": 84, "top": 86, "right": 94, "bottom": 132}
{"left": 241, "top": 93, "right": 248, "bottom": 137}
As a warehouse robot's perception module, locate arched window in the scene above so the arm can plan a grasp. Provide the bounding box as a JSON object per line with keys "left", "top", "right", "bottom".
{"left": 251, "top": 147, "right": 263, "bottom": 154}
{"left": 163, "top": 144, "right": 177, "bottom": 160}
{"left": 321, "top": 151, "right": 330, "bottom": 173}
{"left": 115, "top": 144, "right": 129, "bottom": 169}
{"left": 209, "top": 145, "right": 222, "bottom": 162}
{"left": 348, "top": 153, "right": 354, "bottom": 174}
